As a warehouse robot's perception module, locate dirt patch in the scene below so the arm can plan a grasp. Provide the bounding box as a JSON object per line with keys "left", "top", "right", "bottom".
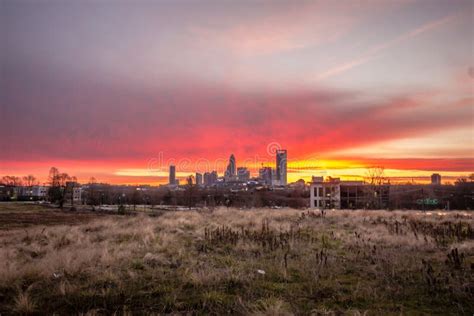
{"left": 0, "top": 203, "right": 111, "bottom": 230}
{"left": 0, "top": 211, "right": 111, "bottom": 230}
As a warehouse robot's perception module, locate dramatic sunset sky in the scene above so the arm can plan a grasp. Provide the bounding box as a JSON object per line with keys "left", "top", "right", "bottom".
{"left": 1, "top": 0, "right": 473, "bottom": 185}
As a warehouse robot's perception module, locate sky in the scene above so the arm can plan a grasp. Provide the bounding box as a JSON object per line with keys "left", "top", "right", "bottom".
{"left": 1, "top": 0, "right": 473, "bottom": 185}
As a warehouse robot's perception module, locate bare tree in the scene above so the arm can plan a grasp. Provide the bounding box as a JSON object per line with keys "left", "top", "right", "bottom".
{"left": 68, "top": 176, "right": 78, "bottom": 208}
{"left": 87, "top": 177, "right": 98, "bottom": 210}
{"left": 47, "top": 167, "right": 74, "bottom": 209}
{"left": 58, "top": 173, "right": 71, "bottom": 187}
{"left": 2, "top": 176, "right": 23, "bottom": 186}
{"left": 184, "top": 178, "right": 197, "bottom": 209}
{"left": 22, "top": 175, "right": 37, "bottom": 187}
{"left": 48, "top": 167, "right": 60, "bottom": 187}
{"left": 366, "top": 166, "right": 385, "bottom": 185}
{"left": 365, "top": 166, "right": 386, "bottom": 209}
{"left": 131, "top": 189, "right": 142, "bottom": 211}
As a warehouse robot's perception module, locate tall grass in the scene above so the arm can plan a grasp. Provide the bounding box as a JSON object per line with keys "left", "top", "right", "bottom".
{"left": 0, "top": 208, "right": 472, "bottom": 314}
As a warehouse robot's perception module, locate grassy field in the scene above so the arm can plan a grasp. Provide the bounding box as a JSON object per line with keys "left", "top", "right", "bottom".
{"left": 0, "top": 203, "right": 472, "bottom": 315}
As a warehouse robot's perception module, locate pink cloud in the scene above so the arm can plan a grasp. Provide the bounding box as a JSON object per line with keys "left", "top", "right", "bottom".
{"left": 189, "top": 3, "right": 355, "bottom": 57}
{"left": 315, "top": 13, "right": 458, "bottom": 80}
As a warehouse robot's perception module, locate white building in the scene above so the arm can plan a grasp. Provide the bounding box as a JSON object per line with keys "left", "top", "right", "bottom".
{"left": 73, "top": 187, "right": 82, "bottom": 203}
{"left": 309, "top": 176, "right": 341, "bottom": 209}
{"left": 18, "top": 185, "right": 49, "bottom": 199}
{"left": 32, "top": 185, "right": 48, "bottom": 198}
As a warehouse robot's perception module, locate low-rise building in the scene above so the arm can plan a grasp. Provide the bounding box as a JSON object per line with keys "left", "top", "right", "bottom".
{"left": 258, "top": 167, "right": 272, "bottom": 185}
{"left": 31, "top": 185, "right": 48, "bottom": 198}
{"left": 65, "top": 182, "right": 82, "bottom": 204}
{"left": 339, "top": 181, "right": 366, "bottom": 209}
{"left": 310, "top": 177, "right": 390, "bottom": 209}
{"left": 237, "top": 167, "right": 250, "bottom": 182}
{"left": 309, "top": 176, "right": 341, "bottom": 209}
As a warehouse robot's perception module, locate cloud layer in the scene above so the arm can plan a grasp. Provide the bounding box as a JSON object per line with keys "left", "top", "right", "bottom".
{"left": 1, "top": 0, "right": 473, "bottom": 183}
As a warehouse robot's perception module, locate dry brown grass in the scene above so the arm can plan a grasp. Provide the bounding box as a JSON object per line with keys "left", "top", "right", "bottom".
{"left": 12, "top": 286, "right": 36, "bottom": 314}
{"left": 0, "top": 206, "right": 472, "bottom": 314}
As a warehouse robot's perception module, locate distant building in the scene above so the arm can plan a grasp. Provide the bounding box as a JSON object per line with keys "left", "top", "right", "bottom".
{"left": 204, "top": 172, "right": 211, "bottom": 185}
{"left": 18, "top": 185, "right": 48, "bottom": 198}
{"left": 290, "top": 179, "right": 306, "bottom": 189}
{"left": 31, "top": 185, "right": 48, "bottom": 198}
{"left": 211, "top": 171, "right": 218, "bottom": 183}
{"left": 271, "top": 168, "right": 279, "bottom": 186}
{"left": 186, "top": 176, "right": 193, "bottom": 186}
{"left": 309, "top": 176, "right": 340, "bottom": 209}
{"left": 65, "top": 181, "right": 82, "bottom": 204}
{"left": 339, "top": 181, "right": 366, "bottom": 209}
{"left": 276, "top": 149, "right": 287, "bottom": 185}
{"left": 169, "top": 165, "right": 176, "bottom": 185}
{"left": 237, "top": 167, "right": 250, "bottom": 181}
{"left": 431, "top": 173, "right": 441, "bottom": 185}
{"left": 310, "top": 176, "right": 390, "bottom": 209}
{"left": 204, "top": 171, "right": 218, "bottom": 186}
{"left": 0, "top": 185, "right": 16, "bottom": 201}
{"left": 73, "top": 187, "right": 82, "bottom": 203}
{"left": 225, "top": 154, "right": 236, "bottom": 180}
{"left": 195, "top": 173, "right": 203, "bottom": 185}
{"left": 259, "top": 167, "right": 273, "bottom": 185}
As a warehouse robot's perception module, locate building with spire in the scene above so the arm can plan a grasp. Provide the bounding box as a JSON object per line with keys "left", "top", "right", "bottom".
{"left": 225, "top": 154, "right": 236, "bottom": 181}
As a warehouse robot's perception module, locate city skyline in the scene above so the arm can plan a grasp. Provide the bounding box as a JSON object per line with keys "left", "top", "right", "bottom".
{"left": 1, "top": 0, "right": 473, "bottom": 185}
{"left": 1, "top": 147, "right": 471, "bottom": 186}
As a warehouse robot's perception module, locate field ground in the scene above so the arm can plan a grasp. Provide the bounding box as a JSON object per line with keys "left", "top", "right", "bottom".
{"left": 0, "top": 202, "right": 472, "bottom": 315}
{"left": 0, "top": 203, "right": 112, "bottom": 230}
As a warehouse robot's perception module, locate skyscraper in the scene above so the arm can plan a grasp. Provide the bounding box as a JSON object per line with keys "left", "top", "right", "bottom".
{"left": 195, "top": 172, "right": 203, "bottom": 185}
{"left": 204, "top": 171, "right": 218, "bottom": 186}
{"left": 431, "top": 173, "right": 441, "bottom": 185}
{"left": 169, "top": 165, "right": 176, "bottom": 185}
{"left": 203, "top": 172, "right": 211, "bottom": 185}
{"left": 276, "top": 149, "right": 287, "bottom": 186}
{"left": 237, "top": 167, "right": 250, "bottom": 181}
{"left": 225, "top": 154, "right": 236, "bottom": 180}
{"left": 259, "top": 167, "right": 273, "bottom": 185}
{"left": 210, "top": 171, "right": 218, "bottom": 184}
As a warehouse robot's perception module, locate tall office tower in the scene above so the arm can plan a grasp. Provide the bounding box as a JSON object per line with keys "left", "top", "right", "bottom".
{"left": 225, "top": 154, "right": 236, "bottom": 179}
{"left": 169, "top": 165, "right": 176, "bottom": 185}
{"left": 204, "top": 171, "right": 218, "bottom": 185}
{"left": 203, "top": 172, "right": 210, "bottom": 185}
{"left": 237, "top": 167, "right": 250, "bottom": 181}
{"left": 431, "top": 173, "right": 441, "bottom": 185}
{"left": 210, "top": 171, "right": 218, "bottom": 184}
{"left": 259, "top": 167, "right": 273, "bottom": 185}
{"left": 195, "top": 173, "right": 203, "bottom": 185}
{"left": 276, "top": 149, "right": 287, "bottom": 186}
